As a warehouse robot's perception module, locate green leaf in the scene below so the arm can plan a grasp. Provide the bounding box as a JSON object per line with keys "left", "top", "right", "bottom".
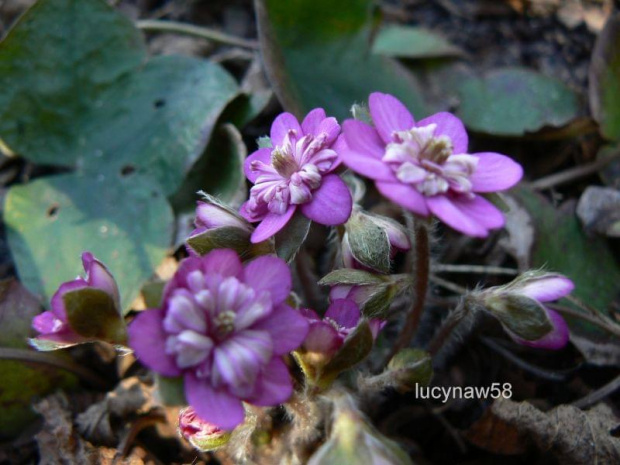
{"left": 589, "top": 11, "right": 620, "bottom": 140}
{"left": 156, "top": 374, "right": 187, "bottom": 406}
{"left": 513, "top": 188, "right": 620, "bottom": 336}
{"left": 372, "top": 25, "right": 461, "bottom": 59}
{"left": 186, "top": 226, "right": 252, "bottom": 257}
{"left": 484, "top": 294, "right": 553, "bottom": 341}
{"left": 63, "top": 288, "right": 126, "bottom": 343}
{"left": 0, "top": 0, "right": 146, "bottom": 166}
{"left": 0, "top": 279, "right": 77, "bottom": 438}
{"left": 255, "top": 0, "right": 426, "bottom": 121}
{"left": 319, "top": 269, "right": 386, "bottom": 286}
{"left": 4, "top": 173, "right": 174, "bottom": 312}
{"left": 457, "top": 68, "right": 580, "bottom": 136}
{"left": 275, "top": 210, "right": 311, "bottom": 262}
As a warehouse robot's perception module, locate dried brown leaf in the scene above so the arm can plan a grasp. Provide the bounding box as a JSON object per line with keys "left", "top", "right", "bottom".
{"left": 576, "top": 186, "right": 620, "bottom": 237}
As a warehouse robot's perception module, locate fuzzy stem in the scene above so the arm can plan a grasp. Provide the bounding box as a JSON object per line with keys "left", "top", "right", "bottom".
{"left": 427, "top": 299, "right": 468, "bottom": 357}
{"left": 385, "top": 220, "right": 430, "bottom": 363}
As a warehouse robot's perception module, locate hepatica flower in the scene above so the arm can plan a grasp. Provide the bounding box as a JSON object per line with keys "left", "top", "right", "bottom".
{"left": 341, "top": 92, "right": 523, "bottom": 237}
{"left": 32, "top": 252, "right": 121, "bottom": 346}
{"left": 128, "top": 249, "right": 309, "bottom": 430}
{"left": 241, "top": 109, "right": 353, "bottom": 243}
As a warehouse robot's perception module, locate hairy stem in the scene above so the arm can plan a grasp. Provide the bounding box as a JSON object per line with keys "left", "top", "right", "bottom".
{"left": 385, "top": 220, "right": 430, "bottom": 363}
{"left": 427, "top": 299, "right": 468, "bottom": 357}
{"left": 136, "top": 20, "right": 259, "bottom": 50}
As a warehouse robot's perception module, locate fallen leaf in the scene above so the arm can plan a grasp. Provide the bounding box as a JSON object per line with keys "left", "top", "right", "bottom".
{"left": 576, "top": 186, "right": 620, "bottom": 237}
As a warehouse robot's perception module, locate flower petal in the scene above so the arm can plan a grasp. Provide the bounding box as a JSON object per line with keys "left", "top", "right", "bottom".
{"left": 325, "top": 299, "right": 360, "bottom": 329}
{"left": 253, "top": 303, "right": 309, "bottom": 354}
{"left": 426, "top": 195, "right": 489, "bottom": 237}
{"left": 510, "top": 309, "right": 569, "bottom": 350}
{"left": 315, "top": 117, "right": 341, "bottom": 145}
{"left": 369, "top": 92, "right": 415, "bottom": 143}
{"left": 271, "top": 112, "right": 302, "bottom": 146}
{"left": 244, "top": 148, "right": 273, "bottom": 183}
{"left": 200, "top": 249, "right": 243, "bottom": 278}
{"left": 301, "top": 108, "right": 326, "bottom": 135}
{"left": 303, "top": 321, "right": 342, "bottom": 355}
{"left": 342, "top": 119, "right": 385, "bottom": 159}
{"left": 519, "top": 276, "right": 574, "bottom": 303}
{"left": 417, "top": 112, "right": 468, "bottom": 154}
{"left": 449, "top": 195, "right": 505, "bottom": 230}
{"left": 243, "top": 256, "right": 292, "bottom": 305}
{"left": 339, "top": 148, "right": 397, "bottom": 181}
{"left": 470, "top": 152, "right": 523, "bottom": 193}
{"left": 128, "top": 308, "right": 181, "bottom": 377}
{"left": 245, "top": 357, "right": 293, "bottom": 406}
{"left": 375, "top": 182, "right": 429, "bottom": 216}
{"left": 184, "top": 373, "right": 245, "bottom": 430}
{"left": 82, "top": 252, "right": 120, "bottom": 306}
{"left": 300, "top": 174, "right": 352, "bottom": 225}
{"left": 250, "top": 205, "right": 296, "bottom": 243}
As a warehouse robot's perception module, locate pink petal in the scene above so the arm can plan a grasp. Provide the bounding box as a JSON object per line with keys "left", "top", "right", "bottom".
{"left": 300, "top": 174, "right": 352, "bottom": 226}
{"left": 301, "top": 108, "right": 326, "bottom": 135}
{"left": 201, "top": 249, "right": 243, "bottom": 278}
{"left": 325, "top": 299, "right": 360, "bottom": 329}
{"left": 375, "top": 182, "right": 429, "bottom": 216}
{"left": 470, "top": 152, "right": 523, "bottom": 193}
{"left": 417, "top": 112, "right": 468, "bottom": 154}
{"left": 245, "top": 357, "right": 293, "bottom": 406}
{"left": 128, "top": 309, "right": 181, "bottom": 377}
{"left": 519, "top": 276, "right": 574, "bottom": 303}
{"left": 369, "top": 92, "right": 415, "bottom": 143}
{"left": 82, "top": 252, "right": 120, "bottom": 308}
{"left": 50, "top": 279, "right": 88, "bottom": 320}
{"left": 315, "top": 117, "right": 341, "bottom": 145}
{"left": 326, "top": 134, "right": 347, "bottom": 172}
{"left": 339, "top": 148, "right": 397, "bottom": 181}
{"left": 243, "top": 256, "right": 292, "bottom": 305}
{"left": 426, "top": 195, "right": 489, "bottom": 237}
{"left": 244, "top": 148, "right": 273, "bottom": 183}
{"left": 510, "top": 309, "right": 569, "bottom": 350}
{"left": 253, "top": 304, "right": 309, "bottom": 354}
{"left": 271, "top": 112, "right": 302, "bottom": 146}
{"left": 184, "top": 373, "right": 245, "bottom": 430}
{"left": 449, "top": 195, "right": 505, "bottom": 230}
{"left": 342, "top": 119, "right": 385, "bottom": 159}
{"left": 250, "top": 205, "right": 296, "bottom": 243}
{"left": 303, "top": 321, "right": 342, "bottom": 355}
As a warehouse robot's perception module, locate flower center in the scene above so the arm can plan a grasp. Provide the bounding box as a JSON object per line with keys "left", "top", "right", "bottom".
{"left": 215, "top": 310, "right": 236, "bottom": 338}
{"left": 382, "top": 124, "right": 478, "bottom": 197}
{"left": 246, "top": 129, "right": 337, "bottom": 217}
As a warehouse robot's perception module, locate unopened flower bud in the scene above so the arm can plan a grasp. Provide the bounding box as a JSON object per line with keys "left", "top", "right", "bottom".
{"left": 386, "top": 348, "right": 433, "bottom": 393}
{"left": 477, "top": 271, "right": 573, "bottom": 350}
{"left": 342, "top": 209, "right": 410, "bottom": 273}
{"left": 178, "top": 407, "right": 232, "bottom": 452}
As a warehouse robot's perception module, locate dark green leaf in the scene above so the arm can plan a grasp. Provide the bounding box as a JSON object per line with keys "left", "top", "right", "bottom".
{"left": 372, "top": 25, "right": 461, "bottom": 59}
{"left": 186, "top": 226, "right": 252, "bottom": 257}
{"left": 255, "top": 0, "right": 426, "bottom": 121}
{"left": 589, "top": 11, "right": 620, "bottom": 140}
{"left": 5, "top": 173, "right": 174, "bottom": 312}
{"left": 485, "top": 294, "right": 553, "bottom": 341}
{"left": 275, "top": 210, "right": 311, "bottom": 262}
{"left": 319, "top": 269, "right": 386, "bottom": 286}
{"left": 458, "top": 68, "right": 580, "bottom": 136}
{"left": 321, "top": 320, "right": 373, "bottom": 384}
{"left": 346, "top": 212, "right": 391, "bottom": 273}
{"left": 63, "top": 288, "right": 126, "bottom": 343}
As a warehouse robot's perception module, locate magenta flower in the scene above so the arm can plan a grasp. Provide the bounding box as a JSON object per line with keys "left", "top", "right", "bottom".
{"left": 178, "top": 407, "right": 231, "bottom": 451}
{"left": 32, "top": 252, "right": 120, "bottom": 346}
{"left": 302, "top": 299, "right": 384, "bottom": 357}
{"left": 192, "top": 200, "right": 251, "bottom": 237}
{"left": 128, "top": 249, "right": 309, "bottom": 430}
{"left": 340, "top": 92, "right": 523, "bottom": 237}
{"left": 240, "top": 109, "right": 353, "bottom": 243}
{"left": 505, "top": 274, "right": 573, "bottom": 350}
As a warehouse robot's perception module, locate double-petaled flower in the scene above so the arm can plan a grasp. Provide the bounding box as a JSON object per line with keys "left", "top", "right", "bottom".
{"left": 341, "top": 92, "right": 523, "bottom": 237}
{"left": 128, "top": 249, "right": 309, "bottom": 430}
{"left": 240, "top": 109, "right": 353, "bottom": 243}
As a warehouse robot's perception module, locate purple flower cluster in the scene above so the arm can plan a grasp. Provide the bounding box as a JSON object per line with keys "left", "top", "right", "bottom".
{"left": 128, "top": 249, "right": 309, "bottom": 429}
{"left": 240, "top": 109, "right": 352, "bottom": 242}
{"left": 340, "top": 93, "right": 523, "bottom": 237}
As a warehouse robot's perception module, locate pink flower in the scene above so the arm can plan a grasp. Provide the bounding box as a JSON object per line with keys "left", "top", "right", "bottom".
{"left": 178, "top": 407, "right": 231, "bottom": 451}
{"left": 32, "top": 252, "right": 120, "bottom": 346}
{"left": 302, "top": 299, "right": 384, "bottom": 357}
{"left": 240, "top": 109, "right": 353, "bottom": 243}
{"left": 340, "top": 92, "right": 523, "bottom": 237}
{"left": 128, "top": 249, "right": 309, "bottom": 430}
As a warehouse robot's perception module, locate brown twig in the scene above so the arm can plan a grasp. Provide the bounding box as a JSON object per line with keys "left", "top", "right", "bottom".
{"left": 571, "top": 373, "right": 620, "bottom": 409}
{"left": 528, "top": 150, "right": 620, "bottom": 190}
{"left": 431, "top": 263, "right": 518, "bottom": 276}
